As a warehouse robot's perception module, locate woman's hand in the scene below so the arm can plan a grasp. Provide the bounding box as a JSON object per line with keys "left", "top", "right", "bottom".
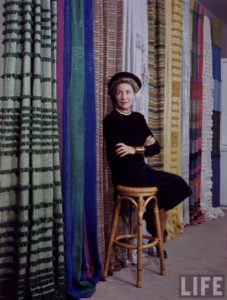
{"left": 115, "top": 143, "right": 136, "bottom": 157}
{"left": 143, "top": 135, "right": 156, "bottom": 147}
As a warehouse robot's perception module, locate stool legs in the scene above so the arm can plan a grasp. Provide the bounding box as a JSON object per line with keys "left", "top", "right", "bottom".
{"left": 137, "top": 196, "right": 144, "bottom": 287}
{"left": 104, "top": 187, "right": 167, "bottom": 287}
{"left": 103, "top": 197, "right": 122, "bottom": 279}
{"left": 128, "top": 205, "right": 135, "bottom": 263}
{"left": 153, "top": 201, "right": 166, "bottom": 275}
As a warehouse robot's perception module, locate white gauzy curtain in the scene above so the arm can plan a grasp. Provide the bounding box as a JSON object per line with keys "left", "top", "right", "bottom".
{"left": 123, "top": 0, "right": 149, "bottom": 120}
{"left": 123, "top": 0, "right": 149, "bottom": 260}
{"left": 181, "top": 0, "right": 190, "bottom": 225}
{"left": 201, "top": 15, "right": 224, "bottom": 220}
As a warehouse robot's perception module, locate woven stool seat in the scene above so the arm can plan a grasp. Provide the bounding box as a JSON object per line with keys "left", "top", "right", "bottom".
{"left": 103, "top": 185, "right": 166, "bottom": 288}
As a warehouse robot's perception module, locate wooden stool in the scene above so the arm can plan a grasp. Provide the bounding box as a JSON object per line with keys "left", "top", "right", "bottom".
{"left": 103, "top": 185, "right": 166, "bottom": 288}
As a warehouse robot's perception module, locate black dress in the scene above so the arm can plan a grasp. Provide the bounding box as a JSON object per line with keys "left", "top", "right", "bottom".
{"left": 103, "top": 109, "right": 192, "bottom": 212}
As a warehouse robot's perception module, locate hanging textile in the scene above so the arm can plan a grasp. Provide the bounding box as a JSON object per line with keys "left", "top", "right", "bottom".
{"left": 164, "top": 0, "right": 184, "bottom": 239}
{"left": 62, "top": 0, "right": 102, "bottom": 298}
{"left": 164, "top": 0, "right": 183, "bottom": 176}
{"left": 0, "top": 13, "right": 3, "bottom": 93}
{"left": 147, "top": 0, "right": 165, "bottom": 170}
{"left": 123, "top": 0, "right": 149, "bottom": 120}
{"left": 83, "top": 0, "right": 102, "bottom": 286}
{"left": 122, "top": 0, "right": 149, "bottom": 262}
{"left": 93, "top": 0, "right": 124, "bottom": 274}
{"left": 201, "top": 15, "right": 224, "bottom": 220}
{"left": 181, "top": 0, "right": 191, "bottom": 225}
{"left": 211, "top": 19, "right": 222, "bottom": 208}
{"left": 0, "top": 1, "right": 65, "bottom": 299}
{"left": 62, "top": 1, "right": 72, "bottom": 298}
{"left": 163, "top": 0, "right": 172, "bottom": 173}
{"left": 189, "top": 1, "right": 205, "bottom": 225}
{"left": 92, "top": 0, "right": 106, "bottom": 267}
{"left": 57, "top": 0, "right": 64, "bottom": 165}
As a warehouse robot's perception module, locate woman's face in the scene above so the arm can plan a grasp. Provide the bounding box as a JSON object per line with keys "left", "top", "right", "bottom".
{"left": 114, "top": 83, "right": 135, "bottom": 113}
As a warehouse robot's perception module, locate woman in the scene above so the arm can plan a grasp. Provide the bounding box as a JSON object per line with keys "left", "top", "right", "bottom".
{"left": 103, "top": 72, "right": 191, "bottom": 257}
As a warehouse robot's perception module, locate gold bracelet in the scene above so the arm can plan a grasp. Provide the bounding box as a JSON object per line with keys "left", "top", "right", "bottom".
{"left": 135, "top": 146, "right": 145, "bottom": 154}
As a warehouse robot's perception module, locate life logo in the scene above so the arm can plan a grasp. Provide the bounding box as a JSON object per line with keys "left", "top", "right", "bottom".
{"left": 179, "top": 274, "right": 225, "bottom": 298}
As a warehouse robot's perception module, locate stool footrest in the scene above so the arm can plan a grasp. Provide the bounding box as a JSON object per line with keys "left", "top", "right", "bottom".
{"left": 113, "top": 234, "right": 159, "bottom": 250}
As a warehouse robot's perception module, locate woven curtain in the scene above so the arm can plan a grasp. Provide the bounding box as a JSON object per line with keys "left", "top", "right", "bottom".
{"left": 189, "top": 1, "right": 205, "bottom": 225}
{"left": 201, "top": 14, "right": 213, "bottom": 217}
{"left": 164, "top": 0, "right": 184, "bottom": 239}
{"left": 201, "top": 15, "right": 224, "bottom": 220}
{"left": 147, "top": 0, "right": 165, "bottom": 170}
{"left": 57, "top": 0, "right": 64, "bottom": 165}
{"left": 211, "top": 19, "right": 222, "bottom": 208}
{"left": 93, "top": 0, "right": 124, "bottom": 275}
{"left": 181, "top": 0, "right": 190, "bottom": 225}
{"left": 123, "top": 0, "right": 149, "bottom": 120}
{"left": 0, "top": 1, "right": 65, "bottom": 299}
{"left": 122, "top": 0, "right": 149, "bottom": 261}
{"left": 62, "top": 0, "right": 102, "bottom": 298}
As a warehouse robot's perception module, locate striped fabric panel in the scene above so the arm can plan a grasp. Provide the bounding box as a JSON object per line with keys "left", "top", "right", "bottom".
{"left": 163, "top": 0, "right": 172, "bottom": 172}
{"left": 0, "top": 1, "right": 65, "bottom": 299}
{"left": 181, "top": 0, "right": 191, "bottom": 225}
{"left": 57, "top": 0, "right": 64, "bottom": 166}
{"left": 93, "top": 0, "right": 124, "bottom": 272}
{"left": 164, "top": 0, "right": 184, "bottom": 239}
{"left": 211, "top": 18, "right": 222, "bottom": 208}
{"left": 164, "top": 0, "right": 183, "bottom": 176}
{"left": 201, "top": 16, "right": 214, "bottom": 218}
{"left": 147, "top": 0, "right": 165, "bottom": 170}
{"left": 189, "top": 2, "right": 205, "bottom": 224}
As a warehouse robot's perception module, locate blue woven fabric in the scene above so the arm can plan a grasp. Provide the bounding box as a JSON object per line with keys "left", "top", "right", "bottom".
{"left": 213, "top": 80, "right": 221, "bottom": 112}
{"left": 212, "top": 156, "right": 220, "bottom": 207}
{"left": 62, "top": 1, "right": 101, "bottom": 299}
{"left": 83, "top": 0, "right": 102, "bottom": 285}
{"left": 211, "top": 44, "right": 221, "bottom": 207}
{"left": 212, "top": 45, "right": 221, "bottom": 81}
{"left": 62, "top": 0, "right": 74, "bottom": 297}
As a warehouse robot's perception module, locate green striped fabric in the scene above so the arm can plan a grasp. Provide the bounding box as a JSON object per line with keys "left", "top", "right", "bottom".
{"left": 0, "top": 1, "right": 65, "bottom": 299}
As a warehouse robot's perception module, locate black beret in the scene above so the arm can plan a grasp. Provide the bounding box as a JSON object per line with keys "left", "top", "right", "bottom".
{"left": 108, "top": 72, "right": 142, "bottom": 92}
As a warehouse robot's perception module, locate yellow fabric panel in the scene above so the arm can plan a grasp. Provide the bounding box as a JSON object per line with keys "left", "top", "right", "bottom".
{"left": 164, "top": 0, "right": 172, "bottom": 172}
{"left": 211, "top": 18, "right": 222, "bottom": 47}
{"left": 164, "top": 0, "right": 184, "bottom": 240}
{"left": 147, "top": 0, "right": 166, "bottom": 170}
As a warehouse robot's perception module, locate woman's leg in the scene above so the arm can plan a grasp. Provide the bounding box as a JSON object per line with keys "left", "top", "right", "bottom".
{"left": 144, "top": 205, "right": 168, "bottom": 239}
{"left": 144, "top": 207, "right": 168, "bottom": 258}
{"left": 159, "top": 209, "right": 168, "bottom": 237}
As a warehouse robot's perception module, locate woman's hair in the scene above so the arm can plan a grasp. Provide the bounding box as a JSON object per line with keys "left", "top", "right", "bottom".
{"left": 107, "top": 72, "right": 141, "bottom": 105}
{"left": 108, "top": 77, "right": 140, "bottom": 98}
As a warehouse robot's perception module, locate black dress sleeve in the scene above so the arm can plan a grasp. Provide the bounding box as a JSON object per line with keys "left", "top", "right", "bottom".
{"left": 138, "top": 114, "right": 161, "bottom": 157}
{"left": 103, "top": 115, "right": 121, "bottom": 165}
{"left": 144, "top": 141, "right": 160, "bottom": 157}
